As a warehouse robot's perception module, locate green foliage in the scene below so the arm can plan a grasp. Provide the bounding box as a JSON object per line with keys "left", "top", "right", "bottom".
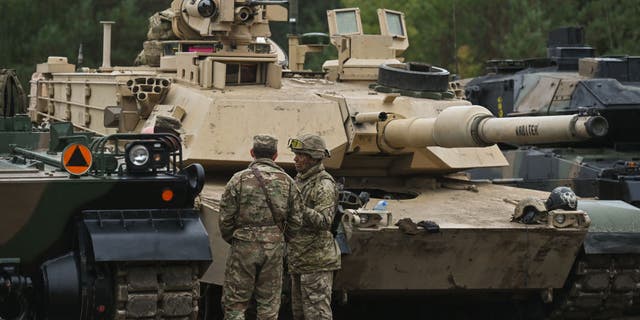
{"left": 341, "top": 0, "right": 640, "bottom": 78}
{"left": 500, "top": 0, "right": 549, "bottom": 58}
{"left": 1, "top": 0, "right": 639, "bottom": 85}
{"left": 578, "top": 0, "right": 640, "bottom": 56}
{"left": 0, "top": 0, "right": 166, "bottom": 87}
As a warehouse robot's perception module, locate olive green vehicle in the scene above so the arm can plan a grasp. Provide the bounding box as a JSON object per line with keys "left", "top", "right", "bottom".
{"left": 1, "top": 70, "right": 211, "bottom": 319}
{"left": 27, "top": 1, "right": 640, "bottom": 318}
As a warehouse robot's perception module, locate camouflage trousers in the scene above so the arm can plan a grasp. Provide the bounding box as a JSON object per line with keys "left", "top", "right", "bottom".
{"left": 290, "top": 271, "right": 334, "bottom": 320}
{"left": 222, "top": 239, "right": 285, "bottom": 320}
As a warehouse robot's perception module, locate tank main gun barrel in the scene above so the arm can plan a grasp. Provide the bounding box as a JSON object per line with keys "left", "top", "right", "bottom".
{"left": 383, "top": 106, "right": 608, "bottom": 149}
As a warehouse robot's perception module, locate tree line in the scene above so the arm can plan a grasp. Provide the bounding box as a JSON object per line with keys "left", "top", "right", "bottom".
{"left": 0, "top": 0, "right": 167, "bottom": 87}
{"left": 1, "top": 0, "right": 639, "bottom": 87}
{"left": 345, "top": 0, "right": 640, "bottom": 77}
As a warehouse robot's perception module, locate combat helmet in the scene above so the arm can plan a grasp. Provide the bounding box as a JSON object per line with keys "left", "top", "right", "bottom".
{"left": 288, "top": 134, "right": 330, "bottom": 159}
{"left": 545, "top": 186, "right": 578, "bottom": 211}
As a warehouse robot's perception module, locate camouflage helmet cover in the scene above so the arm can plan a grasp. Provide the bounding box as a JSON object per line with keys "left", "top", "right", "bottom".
{"left": 512, "top": 197, "right": 547, "bottom": 221}
{"left": 253, "top": 134, "right": 278, "bottom": 153}
{"left": 289, "top": 133, "right": 330, "bottom": 159}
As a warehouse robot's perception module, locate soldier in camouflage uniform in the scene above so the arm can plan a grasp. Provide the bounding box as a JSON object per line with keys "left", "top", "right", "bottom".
{"left": 219, "top": 134, "right": 303, "bottom": 320}
{"left": 287, "top": 134, "right": 340, "bottom": 320}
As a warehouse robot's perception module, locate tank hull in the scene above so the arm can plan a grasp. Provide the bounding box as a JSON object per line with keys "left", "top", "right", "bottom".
{"left": 336, "top": 227, "right": 584, "bottom": 291}
{"left": 0, "top": 174, "right": 204, "bottom": 263}
{"left": 469, "top": 147, "right": 640, "bottom": 205}
{"left": 200, "top": 178, "right": 585, "bottom": 291}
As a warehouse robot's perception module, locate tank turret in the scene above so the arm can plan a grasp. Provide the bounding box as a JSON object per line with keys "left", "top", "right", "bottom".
{"left": 464, "top": 26, "right": 640, "bottom": 147}
{"left": 30, "top": 4, "right": 610, "bottom": 176}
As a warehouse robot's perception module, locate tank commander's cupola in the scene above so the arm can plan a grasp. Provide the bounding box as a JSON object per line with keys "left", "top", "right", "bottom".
{"left": 164, "top": 0, "right": 288, "bottom": 90}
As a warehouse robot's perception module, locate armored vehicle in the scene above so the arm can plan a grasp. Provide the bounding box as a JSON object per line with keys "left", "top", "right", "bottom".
{"left": 27, "top": 2, "right": 639, "bottom": 318}
{"left": 0, "top": 72, "right": 211, "bottom": 319}
{"left": 465, "top": 27, "right": 640, "bottom": 208}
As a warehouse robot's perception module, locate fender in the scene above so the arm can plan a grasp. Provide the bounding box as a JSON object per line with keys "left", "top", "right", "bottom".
{"left": 578, "top": 200, "right": 640, "bottom": 254}
{"left": 83, "top": 209, "right": 212, "bottom": 262}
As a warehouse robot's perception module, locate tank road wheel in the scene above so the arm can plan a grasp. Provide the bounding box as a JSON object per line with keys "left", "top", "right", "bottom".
{"left": 550, "top": 254, "right": 640, "bottom": 319}
{"left": 377, "top": 62, "right": 450, "bottom": 92}
{"left": 114, "top": 263, "right": 201, "bottom": 320}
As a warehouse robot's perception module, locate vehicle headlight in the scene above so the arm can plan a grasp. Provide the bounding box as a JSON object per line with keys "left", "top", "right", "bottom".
{"left": 129, "top": 145, "right": 150, "bottom": 167}
{"left": 124, "top": 139, "right": 171, "bottom": 174}
{"left": 553, "top": 214, "right": 566, "bottom": 225}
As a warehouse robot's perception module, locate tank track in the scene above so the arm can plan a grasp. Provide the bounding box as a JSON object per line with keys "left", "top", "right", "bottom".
{"left": 551, "top": 254, "right": 640, "bottom": 319}
{"left": 114, "top": 263, "right": 201, "bottom": 319}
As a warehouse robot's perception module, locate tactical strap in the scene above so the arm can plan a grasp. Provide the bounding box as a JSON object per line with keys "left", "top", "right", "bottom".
{"left": 250, "top": 166, "right": 286, "bottom": 234}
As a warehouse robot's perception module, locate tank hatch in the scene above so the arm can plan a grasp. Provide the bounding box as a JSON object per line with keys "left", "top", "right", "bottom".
{"left": 322, "top": 8, "right": 409, "bottom": 82}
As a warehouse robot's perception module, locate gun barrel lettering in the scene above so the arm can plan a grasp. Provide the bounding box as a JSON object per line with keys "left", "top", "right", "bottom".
{"left": 516, "top": 124, "right": 539, "bottom": 136}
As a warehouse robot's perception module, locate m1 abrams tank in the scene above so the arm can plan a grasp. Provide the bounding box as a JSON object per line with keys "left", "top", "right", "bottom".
{"left": 1, "top": 70, "right": 211, "bottom": 319}
{"left": 27, "top": 2, "right": 639, "bottom": 318}
{"left": 465, "top": 27, "right": 640, "bottom": 207}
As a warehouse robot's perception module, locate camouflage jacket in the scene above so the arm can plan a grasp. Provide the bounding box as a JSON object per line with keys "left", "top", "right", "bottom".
{"left": 219, "top": 158, "right": 303, "bottom": 244}
{"left": 288, "top": 163, "right": 341, "bottom": 274}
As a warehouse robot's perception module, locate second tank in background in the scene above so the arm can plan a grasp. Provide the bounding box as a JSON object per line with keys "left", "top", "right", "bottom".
{"left": 465, "top": 26, "right": 640, "bottom": 207}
